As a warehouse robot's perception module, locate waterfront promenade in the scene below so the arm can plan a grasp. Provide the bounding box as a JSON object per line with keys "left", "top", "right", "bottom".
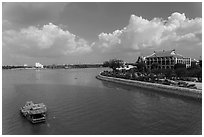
{"left": 188, "top": 82, "right": 202, "bottom": 90}
{"left": 96, "top": 73, "right": 202, "bottom": 100}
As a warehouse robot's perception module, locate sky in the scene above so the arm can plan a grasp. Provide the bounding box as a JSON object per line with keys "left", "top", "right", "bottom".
{"left": 2, "top": 2, "right": 202, "bottom": 65}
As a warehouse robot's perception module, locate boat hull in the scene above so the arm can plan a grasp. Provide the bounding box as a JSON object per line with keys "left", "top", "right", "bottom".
{"left": 20, "top": 109, "right": 46, "bottom": 124}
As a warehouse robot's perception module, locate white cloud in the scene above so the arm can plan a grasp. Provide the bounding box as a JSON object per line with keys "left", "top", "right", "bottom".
{"left": 97, "top": 30, "right": 123, "bottom": 53}
{"left": 97, "top": 12, "right": 202, "bottom": 53}
{"left": 98, "top": 30, "right": 123, "bottom": 46}
{"left": 3, "top": 23, "right": 92, "bottom": 58}
{"left": 3, "top": 12, "right": 202, "bottom": 64}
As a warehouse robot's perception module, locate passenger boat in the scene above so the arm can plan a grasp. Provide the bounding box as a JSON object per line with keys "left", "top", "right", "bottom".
{"left": 20, "top": 101, "right": 47, "bottom": 124}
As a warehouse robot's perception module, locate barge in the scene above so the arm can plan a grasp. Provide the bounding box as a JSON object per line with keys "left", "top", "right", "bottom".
{"left": 20, "top": 101, "right": 47, "bottom": 124}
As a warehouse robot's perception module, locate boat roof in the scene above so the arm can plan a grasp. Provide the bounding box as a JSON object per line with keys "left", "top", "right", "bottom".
{"left": 22, "top": 101, "right": 47, "bottom": 115}
{"left": 29, "top": 107, "right": 47, "bottom": 115}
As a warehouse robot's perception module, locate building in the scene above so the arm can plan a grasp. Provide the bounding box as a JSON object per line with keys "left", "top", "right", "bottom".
{"left": 136, "top": 56, "right": 146, "bottom": 63}
{"left": 116, "top": 64, "right": 135, "bottom": 71}
{"left": 199, "top": 59, "right": 202, "bottom": 67}
{"left": 35, "top": 62, "right": 44, "bottom": 68}
{"left": 145, "top": 49, "right": 191, "bottom": 70}
{"left": 191, "top": 59, "right": 199, "bottom": 68}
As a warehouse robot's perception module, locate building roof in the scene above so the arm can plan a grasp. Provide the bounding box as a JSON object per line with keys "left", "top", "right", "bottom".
{"left": 145, "top": 49, "right": 184, "bottom": 58}
{"left": 191, "top": 58, "right": 199, "bottom": 62}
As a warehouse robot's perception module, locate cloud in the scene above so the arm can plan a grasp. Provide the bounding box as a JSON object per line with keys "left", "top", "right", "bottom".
{"left": 2, "top": 11, "right": 202, "bottom": 64}
{"left": 3, "top": 23, "right": 92, "bottom": 58}
{"left": 3, "top": 3, "right": 67, "bottom": 27}
{"left": 97, "top": 12, "right": 202, "bottom": 53}
{"left": 98, "top": 30, "right": 123, "bottom": 51}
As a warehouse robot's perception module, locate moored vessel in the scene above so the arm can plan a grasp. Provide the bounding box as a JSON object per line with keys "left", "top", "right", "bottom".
{"left": 20, "top": 101, "right": 47, "bottom": 123}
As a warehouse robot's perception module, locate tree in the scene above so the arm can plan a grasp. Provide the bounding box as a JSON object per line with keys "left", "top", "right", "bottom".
{"left": 107, "top": 59, "right": 124, "bottom": 71}
{"left": 175, "top": 68, "right": 187, "bottom": 78}
{"left": 174, "top": 63, "right": 187, "bottom": 78}
{"left": 196, "top": 68, "right": 202, "bottom": 81}
{"left": 199, "top": 59, "right": 202, "bottom": 68}
{"left": 162, "top": 69, "right": 175, "bottom": 79}
{"left": 151, "top": 68, "right": 161, "bottom": 75}
{"left": 136, "top": 62, "right": 147, "bottom": 73}
{"left": 102, "top": 61, "right": 109, "bottom": 67}
{"left": 188, "top": 67, "right": 202, "bottom": 80}
{"left": 151, "top": 63, "right": 160, "bottom": 70}
{"left": 174, "top": 63, "right": 186, "bottom": 69}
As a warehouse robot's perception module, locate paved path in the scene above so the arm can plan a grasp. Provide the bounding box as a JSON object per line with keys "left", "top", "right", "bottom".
{"left": 187, "top": 81, "right": 202, "bottom": 90}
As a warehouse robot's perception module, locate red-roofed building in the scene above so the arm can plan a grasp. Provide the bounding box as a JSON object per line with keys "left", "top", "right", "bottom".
{"left": 145, "top": 49, "right": 191, "bottom": 69}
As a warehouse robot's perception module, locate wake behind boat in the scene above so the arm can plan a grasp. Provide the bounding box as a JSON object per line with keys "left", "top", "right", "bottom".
{"left": 20, "top": 101, "right": 47, "bottom": 124}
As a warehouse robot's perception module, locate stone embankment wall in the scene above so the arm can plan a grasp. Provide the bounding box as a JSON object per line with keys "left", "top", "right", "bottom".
{"left": 96, "top": 73, "right": 202, "bottom": 100}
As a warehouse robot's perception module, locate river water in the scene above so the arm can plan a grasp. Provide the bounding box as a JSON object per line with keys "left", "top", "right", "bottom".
{"left": 2, "top": 68, "right": 202, "bottom": 135}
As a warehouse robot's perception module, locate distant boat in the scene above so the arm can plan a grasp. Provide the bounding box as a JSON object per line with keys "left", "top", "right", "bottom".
{"left": 20, "top": 101, "right": 47, "bottom": 124}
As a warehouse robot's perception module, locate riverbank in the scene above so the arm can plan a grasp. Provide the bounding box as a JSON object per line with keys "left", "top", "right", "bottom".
{"left": 2, "top": 64, "right": 103, "bottom": 70}
{"left": 96, "top": 73, "right": 202, "bottom": 100}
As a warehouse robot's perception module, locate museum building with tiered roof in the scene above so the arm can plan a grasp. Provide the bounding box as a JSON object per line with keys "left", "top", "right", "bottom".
{"left": 145, "top": 49, "right": 191, "bottom": 70}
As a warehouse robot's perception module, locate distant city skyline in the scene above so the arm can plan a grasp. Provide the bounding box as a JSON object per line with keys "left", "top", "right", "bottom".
{"left": 2, "top": 2, "right": 202, "bottom": 65}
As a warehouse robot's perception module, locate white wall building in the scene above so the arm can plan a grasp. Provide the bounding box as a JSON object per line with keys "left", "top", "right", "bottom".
{"left": 145, "top": 49, "right": 191, "bottom": 69}
{"left": 116, "top": 65, "right": 135, "bottom": 71}
{"left": 35, "top": 62, "right": 44, "bottom": 68}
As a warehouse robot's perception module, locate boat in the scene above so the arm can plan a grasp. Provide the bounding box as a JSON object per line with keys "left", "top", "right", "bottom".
{"left": 20, "top": 101, "right": 47, "bottom": 124}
